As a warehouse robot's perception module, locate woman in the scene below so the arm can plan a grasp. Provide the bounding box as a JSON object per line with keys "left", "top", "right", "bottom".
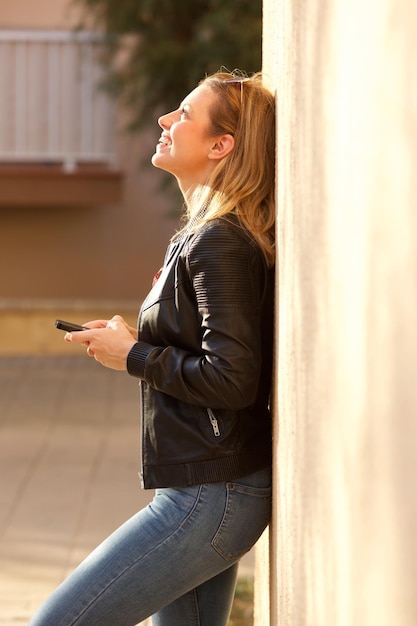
{"left": 30, "top": 70, "right": 275, "bottom": 626}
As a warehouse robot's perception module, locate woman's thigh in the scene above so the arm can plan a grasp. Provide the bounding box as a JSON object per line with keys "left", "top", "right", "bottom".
{"left": 29, "top": 468, "right": 271, "bottom": 626}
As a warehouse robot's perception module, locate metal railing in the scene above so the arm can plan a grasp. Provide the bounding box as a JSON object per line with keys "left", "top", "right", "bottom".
{"left": 0, "top": 30, "right": 117, "bottom": 171}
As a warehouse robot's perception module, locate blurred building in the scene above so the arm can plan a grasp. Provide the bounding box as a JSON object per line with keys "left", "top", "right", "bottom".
{"left": 0, "top": 0, "right": 177, "bottom": 354}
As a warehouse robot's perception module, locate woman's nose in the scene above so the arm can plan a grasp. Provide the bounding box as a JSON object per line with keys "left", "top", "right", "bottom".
{"left": 158, "top": 112, "right": 172, "bottom": 130}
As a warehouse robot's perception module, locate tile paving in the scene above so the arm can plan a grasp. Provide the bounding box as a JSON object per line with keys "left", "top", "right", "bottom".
{"left": 0, "top": 356, "right": 253, "bottom": 625}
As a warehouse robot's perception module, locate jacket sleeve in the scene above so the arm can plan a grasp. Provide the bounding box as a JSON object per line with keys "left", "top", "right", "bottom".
{"left": 127, "top": 221, "right": 267, "bottom": 410}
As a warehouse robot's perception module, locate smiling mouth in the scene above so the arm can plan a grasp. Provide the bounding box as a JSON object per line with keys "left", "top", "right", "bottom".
{"left": 158, "top": 136, "right": 172, "bottom": 147}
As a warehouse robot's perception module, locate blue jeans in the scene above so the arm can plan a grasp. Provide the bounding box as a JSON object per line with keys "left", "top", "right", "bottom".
{"left": 29, "top": 467, "right": 272, "bottom": 626}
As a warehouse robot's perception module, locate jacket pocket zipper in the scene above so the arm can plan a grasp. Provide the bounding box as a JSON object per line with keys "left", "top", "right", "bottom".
{"left": 207, "top": 408, "right": 221, "bottom": 437}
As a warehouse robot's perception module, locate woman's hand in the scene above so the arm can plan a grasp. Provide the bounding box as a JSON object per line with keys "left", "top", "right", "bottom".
{"left": 65, "top": 315, "right": 138, "bottom": 371}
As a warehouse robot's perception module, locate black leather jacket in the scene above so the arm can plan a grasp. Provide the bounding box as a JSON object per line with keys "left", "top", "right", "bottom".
{"left": 127, "top": 217, "right": 274, "bottom": 489}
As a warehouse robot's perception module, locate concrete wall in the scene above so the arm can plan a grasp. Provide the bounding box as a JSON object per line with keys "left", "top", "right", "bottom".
{"left": 261, "top": 0, "right": 417, "bottom": 624}
{"left": 0, "top": 0, "right": 75, "bottom": 28}
{"left": 0, "top": 127, "right": 177, "bottom": 302}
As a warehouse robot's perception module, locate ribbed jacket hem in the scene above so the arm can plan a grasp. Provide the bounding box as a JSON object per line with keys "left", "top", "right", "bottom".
{"left": 141, "top": 450, "right": 272, "bottom": 489}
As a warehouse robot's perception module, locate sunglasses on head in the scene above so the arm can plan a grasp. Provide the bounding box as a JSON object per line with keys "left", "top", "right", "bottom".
{"left": 223, "top": 77, "right": 250, "bottom": 105}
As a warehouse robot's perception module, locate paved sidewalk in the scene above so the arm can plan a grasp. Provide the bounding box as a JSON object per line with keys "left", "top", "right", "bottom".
{"left": 0, "top": 356, "right": 253, "bottom": 625}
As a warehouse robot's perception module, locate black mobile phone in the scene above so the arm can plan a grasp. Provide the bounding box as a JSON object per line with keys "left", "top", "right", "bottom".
{"left": 55, "top": 319, "right": 86, "bottom": 332}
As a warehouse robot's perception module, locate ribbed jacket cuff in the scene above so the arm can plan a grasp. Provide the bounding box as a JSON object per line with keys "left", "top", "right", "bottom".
{"left": 126, "top": 341, "right": 155, "bottom": 379}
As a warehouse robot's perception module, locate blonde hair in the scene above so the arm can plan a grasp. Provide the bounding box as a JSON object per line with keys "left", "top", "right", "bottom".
{"left": 184, "top": 71, "right": 276, "bottom": 268}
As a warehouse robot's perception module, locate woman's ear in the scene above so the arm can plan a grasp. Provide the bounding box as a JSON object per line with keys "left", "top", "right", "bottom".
{"left": 208, "top": 134, "right": 235, "bottom": 160}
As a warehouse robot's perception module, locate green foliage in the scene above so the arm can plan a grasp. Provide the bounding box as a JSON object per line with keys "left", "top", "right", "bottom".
{"left": 229, "top": 577, "right": 254, "bottom": 626}
{"left": 74, "top": 0, "right": 262, "bottom": 130}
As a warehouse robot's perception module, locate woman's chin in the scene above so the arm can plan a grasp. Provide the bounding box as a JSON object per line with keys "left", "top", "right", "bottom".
{"left": 151, "top": 154, "right": 175, "bottom": 177}
{"left": 151, "top": 153, "right": 165, "bottom": 169}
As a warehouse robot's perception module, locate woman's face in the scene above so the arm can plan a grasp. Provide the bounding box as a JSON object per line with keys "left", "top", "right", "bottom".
{"left": 152, "top": 85, "right": 220, "bottom": 190}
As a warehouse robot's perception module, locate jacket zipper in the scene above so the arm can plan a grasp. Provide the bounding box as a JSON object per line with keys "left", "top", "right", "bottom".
{"left": 139, "top": 381, "right": 145, "bottom": 487}
{"left": 207, "top": 408, "right": 221, "bottom": 437}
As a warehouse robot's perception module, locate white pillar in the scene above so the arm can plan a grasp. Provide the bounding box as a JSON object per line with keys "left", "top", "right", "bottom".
{"left": 260, "top": 1, "right": 417, "bottom": 624}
